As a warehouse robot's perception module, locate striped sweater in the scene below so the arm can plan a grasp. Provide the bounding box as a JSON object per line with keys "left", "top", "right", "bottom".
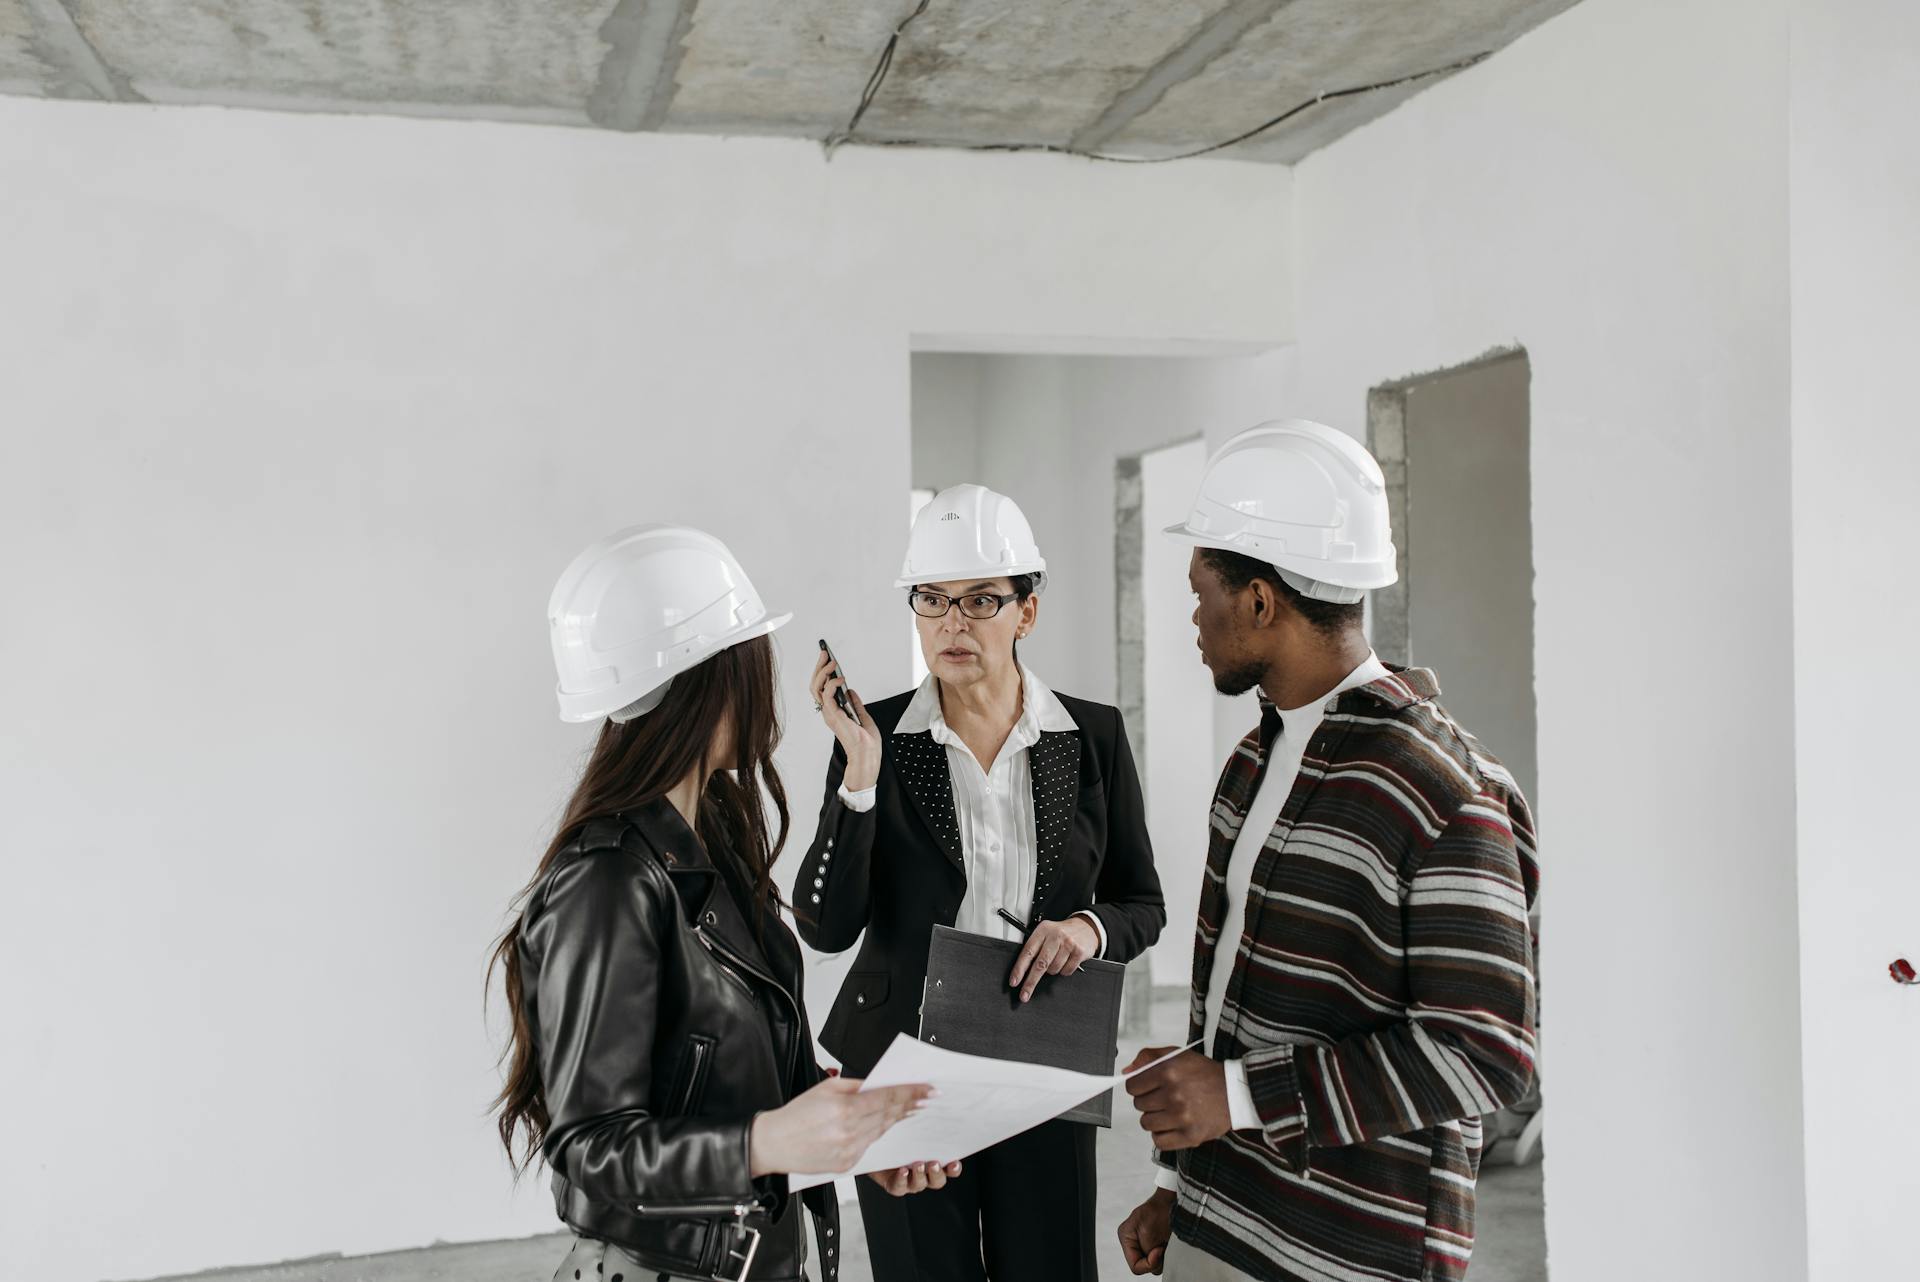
{"left": 1158, "top": 666, "right": 1538, "bottom": 1282}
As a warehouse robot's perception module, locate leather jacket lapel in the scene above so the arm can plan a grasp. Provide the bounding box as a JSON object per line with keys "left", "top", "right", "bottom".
{"left": 630, "top": 798, "right": 721, "bottom": 922}
{"left": 629, "top": 799, "right": 785, "bottom": 988}
{"left": 1027, "top": 728, "right": 1081, "bottom": 920}
{"left": 889, "top": 731, "right": 966, "bottom": 876}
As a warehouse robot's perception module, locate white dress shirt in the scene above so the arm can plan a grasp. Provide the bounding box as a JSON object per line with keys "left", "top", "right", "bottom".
{"left": 1157, "top": 652, "right": 1390, "bottom": 1190}
{"left": 839, "top": 665, "right": 1106, "bottom": 954}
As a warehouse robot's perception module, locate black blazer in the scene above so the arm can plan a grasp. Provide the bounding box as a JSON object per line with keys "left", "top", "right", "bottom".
{"left": 793, "top": 686, "right": 1165, "bottom": 1076}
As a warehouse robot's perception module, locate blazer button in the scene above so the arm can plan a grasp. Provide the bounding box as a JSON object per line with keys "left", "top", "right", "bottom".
{"left": 856, "top": 993, "right": 866, "bottom": 1005}
{"left": 704, "top": 910, "right": 718, "bottom": 926}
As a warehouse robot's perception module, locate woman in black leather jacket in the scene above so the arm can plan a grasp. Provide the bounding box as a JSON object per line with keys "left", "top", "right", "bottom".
{"left": 491, "top": 525, "right": 955, "bottom": 1282}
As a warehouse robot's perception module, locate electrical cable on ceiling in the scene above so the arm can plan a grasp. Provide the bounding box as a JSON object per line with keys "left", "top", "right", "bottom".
{"left": 821, "top": 0, "right": 1493, "bottom": 165}
{"left": 825, "top": 0, "right": 932, "bottom": 155}
{"left": 1085, "top": 51, "right": 1494, "bottom": 163}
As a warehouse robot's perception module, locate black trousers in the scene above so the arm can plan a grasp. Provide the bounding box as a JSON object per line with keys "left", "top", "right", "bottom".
{"left": 854, "top": 1119, "right": 1098, "bottom": 1282}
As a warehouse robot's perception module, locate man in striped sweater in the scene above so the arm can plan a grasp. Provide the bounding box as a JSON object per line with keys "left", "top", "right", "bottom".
{"left": 1118, "top": 422, "right": 1539, "bottom": 1282}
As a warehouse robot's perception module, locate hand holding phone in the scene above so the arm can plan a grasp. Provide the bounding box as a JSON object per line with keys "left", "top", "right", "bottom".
{"left": 812, "top": 640, "right": 880, "bottom": 791}
{"left": 817, "top": 639, "right": 860, "bottom": 726}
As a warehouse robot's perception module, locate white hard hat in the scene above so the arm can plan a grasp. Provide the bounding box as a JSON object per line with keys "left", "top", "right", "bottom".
{"left": 895, "top": 483, "right": 1048, "bottom": 593}
{"left": 1163, "top": 420, "right": 1397, "bottom": 605}
{"left": 548, "top": 524, "right": 791, "bottom": 724}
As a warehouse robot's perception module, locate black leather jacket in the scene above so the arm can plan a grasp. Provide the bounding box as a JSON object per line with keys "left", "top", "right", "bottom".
{"left": 516, "top": 797, "right": 840, "bottom": 1282}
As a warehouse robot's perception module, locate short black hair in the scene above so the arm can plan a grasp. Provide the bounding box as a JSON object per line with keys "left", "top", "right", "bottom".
{"left": 1198, "top": 548, "right": 1363, "bottom": 637}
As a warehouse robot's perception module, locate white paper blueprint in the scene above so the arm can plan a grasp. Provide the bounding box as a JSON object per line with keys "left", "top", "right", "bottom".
{"left": 789, "top": 1035, "right": 1194, "bottom": 1191}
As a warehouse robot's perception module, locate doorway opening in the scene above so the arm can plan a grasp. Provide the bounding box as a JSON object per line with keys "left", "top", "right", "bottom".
{"left": 1368, "top": 349, "right": 1537, "bottom": 798}
{"left": 1115, "top": 437, "right": 1218, "bottom": 1002}
{"left": 1369, "top": 348, "right": 1545, "bottom": 1281}
{"left": 908, "top": 350, "right": 1284, "bottom": 1033}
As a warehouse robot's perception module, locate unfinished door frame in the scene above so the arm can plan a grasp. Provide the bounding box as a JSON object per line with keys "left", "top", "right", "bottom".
{"left": 1113, "top": 435, "right": 1208, "bottom": 1030}
{"left": 1365, "top": 344, "right": 1546, "bottom": 1186}
{"left": 1112, "top": 450, "right": 1152, "bottom": 1034}
{"left": 909, "top": 334, "right": 1285, "bottom": 1036}
{"left": 1364, "top": 346, "right": 1528, "bottom": 668}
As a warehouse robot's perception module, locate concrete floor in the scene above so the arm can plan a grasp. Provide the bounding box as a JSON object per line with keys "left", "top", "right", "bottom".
{"left": 147, "top": 994, "right": 1546, "bottom": 1282}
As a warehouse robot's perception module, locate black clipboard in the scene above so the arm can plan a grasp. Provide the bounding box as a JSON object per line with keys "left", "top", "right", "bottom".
{"left": 916, "top": 924, "right": 1126, "bottom": 1126}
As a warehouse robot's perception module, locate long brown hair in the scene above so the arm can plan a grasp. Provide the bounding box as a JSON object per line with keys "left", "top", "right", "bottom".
{"left": 487, "top": 633, "right": 790, "bottom": 1172}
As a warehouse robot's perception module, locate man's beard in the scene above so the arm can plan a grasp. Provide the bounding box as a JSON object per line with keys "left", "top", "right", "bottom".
{"left": 1211, "top": 656, "right": 1267, "bottom": 697}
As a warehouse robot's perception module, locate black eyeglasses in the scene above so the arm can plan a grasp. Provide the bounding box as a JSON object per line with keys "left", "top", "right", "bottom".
{"left": 907, "top": 589, "right": 1020, "bottom": 620}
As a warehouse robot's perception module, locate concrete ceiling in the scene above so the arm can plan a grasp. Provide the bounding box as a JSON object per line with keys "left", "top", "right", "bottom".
{"left": 0, "top": 0, "right": 1582, "bottom": 163}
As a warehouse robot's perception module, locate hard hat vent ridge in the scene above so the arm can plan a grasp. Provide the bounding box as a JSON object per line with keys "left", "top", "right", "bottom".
{"left": 1163, "top": 419, "right": 1397, "bottom": 600}
{"left": 548, "top": 524, "right": 791, "bottom": 723}
{"left": 896, "top": 483, "right": 1048, "bottom": 591}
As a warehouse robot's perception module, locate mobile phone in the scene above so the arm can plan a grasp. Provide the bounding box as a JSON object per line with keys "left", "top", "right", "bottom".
{"left": 818, "top": 639, "right": 859, "bottom": 725}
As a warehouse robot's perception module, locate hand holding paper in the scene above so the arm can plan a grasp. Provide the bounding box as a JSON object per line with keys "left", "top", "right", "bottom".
{"left": 747, "top": 1076, "right": 931, "bottom": 1179}
{"left": 1123, "top": 1045, "right": 1235, "bottom": 1150}
{"left": 790, "top": 1034, "right": 1199, "bottom": 1190}
{"left": 867, "top": 1158, "right": 966, "bottom": 1198}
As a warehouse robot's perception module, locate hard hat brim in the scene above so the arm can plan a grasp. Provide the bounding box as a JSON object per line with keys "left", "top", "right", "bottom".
{"left": 892, "top": 562, "right": 1048, "bottom": 591}
{"left": 730, "top": 609, "right": 794, "bottom": 650}
{"left": 1161, "top": 522, "right": 1398, "bottom": 591}
{"left": 1161, "top": 521, "right": 1254, "bottom": 557}
{"left": 556, "top": 609, "right": 793, "bottom": 723}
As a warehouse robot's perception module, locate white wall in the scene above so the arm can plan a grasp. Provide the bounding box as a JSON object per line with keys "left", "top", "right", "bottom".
{"left": 1788, "top": 1, "right": 1920, "bottom": 1276}
{"left": 913, "top": 354, "right": 1286, "bottom": 717}
{"left": 1282, "top": 0, "right": 1806, "bottom": 1278}
{"left": 0, "top": 98, "right": 1289, "bottom": 1282}
{"left": 908, "top": 353, "right": 1291, "bottom": 966}
{"left": 1139, "top": 439, "right": 1216, "bottom": 986}
{"left": 910, "top": 359, "right": 983, "bottom": 492}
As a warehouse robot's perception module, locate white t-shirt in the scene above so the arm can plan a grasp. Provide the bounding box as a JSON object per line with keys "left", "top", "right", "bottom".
{"left": 1158, "top": 652, "right": 1390, "bottom": 1189}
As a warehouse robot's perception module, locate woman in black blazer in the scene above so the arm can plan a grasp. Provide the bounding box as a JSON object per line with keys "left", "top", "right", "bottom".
{"left": 792, "top": 484, "right": 1166, "bottom": 1282}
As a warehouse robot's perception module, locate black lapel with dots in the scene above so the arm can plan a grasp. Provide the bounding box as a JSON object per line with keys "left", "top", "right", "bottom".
{"left": 1026, "top": 729, "right": 1082, "bottom": 922}
{"left": 888, "top": 730, "right": 965, "bottom": 875}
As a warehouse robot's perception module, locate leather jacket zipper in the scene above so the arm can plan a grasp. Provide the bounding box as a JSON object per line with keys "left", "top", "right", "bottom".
{"left": 693, "top": 924, "right": 804, "bottom": 1087}
{"left": 698, "top": 936, "right": 759, "bottom": 1001}
{"left": 670, "top": 1036, "right": 714, "bottom": 1114}
{"left": 630, "top": 1196, "right": 757, "bottom": 1218}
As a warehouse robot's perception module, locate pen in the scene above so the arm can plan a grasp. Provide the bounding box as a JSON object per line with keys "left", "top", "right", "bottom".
{"left": 996, "top": 908, "right": 1029, "bottom": 933}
